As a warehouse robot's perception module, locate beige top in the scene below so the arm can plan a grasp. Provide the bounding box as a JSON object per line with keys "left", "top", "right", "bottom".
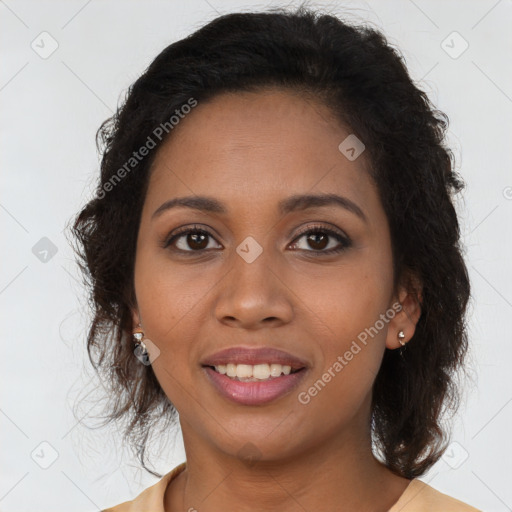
{"left": 101, "top": 462, "right": 481, "bottom": 511}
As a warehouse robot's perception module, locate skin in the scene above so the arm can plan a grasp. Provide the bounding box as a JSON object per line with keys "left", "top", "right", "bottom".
{"left": 130, "top": 88, "right": 422, "bottom": 512}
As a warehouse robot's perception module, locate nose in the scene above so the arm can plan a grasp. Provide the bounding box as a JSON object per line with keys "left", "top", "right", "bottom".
{"left": 213, "top": 246, "right": 294, "bottom": 330}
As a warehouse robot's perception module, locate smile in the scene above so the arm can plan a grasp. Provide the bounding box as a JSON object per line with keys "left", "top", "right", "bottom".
{"left": 202, "top": 365, "right": 308, "bottom": 405}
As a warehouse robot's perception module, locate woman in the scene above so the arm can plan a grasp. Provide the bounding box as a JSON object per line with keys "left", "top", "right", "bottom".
{"left": 72, "top": 6, "right": 480, "bottom": 511}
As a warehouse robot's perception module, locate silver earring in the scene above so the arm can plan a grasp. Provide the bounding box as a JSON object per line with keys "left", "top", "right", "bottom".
{"left": 133, "top": 324, "right": 149, "bottom": 364}
{"left": 398, "top": 330, "right": 406, "bottom": 346}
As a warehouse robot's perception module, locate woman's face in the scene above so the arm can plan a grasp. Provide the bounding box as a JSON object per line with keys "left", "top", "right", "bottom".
{"left": 132, "top": 89, "right": 413, "bottom": 462}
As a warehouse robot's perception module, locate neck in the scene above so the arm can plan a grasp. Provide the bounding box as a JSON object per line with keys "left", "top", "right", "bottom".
{"left": 165, "top": 413, "right": 411, "bottom": 512}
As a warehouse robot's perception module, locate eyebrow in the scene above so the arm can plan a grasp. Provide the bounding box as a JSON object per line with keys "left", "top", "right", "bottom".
{"left": 151, "top": 193, "right": 367, "bottom": 223}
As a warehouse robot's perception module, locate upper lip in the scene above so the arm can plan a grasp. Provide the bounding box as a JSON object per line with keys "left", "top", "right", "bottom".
{"left": 201, "top": 346, "right": 308, "bottom": 370}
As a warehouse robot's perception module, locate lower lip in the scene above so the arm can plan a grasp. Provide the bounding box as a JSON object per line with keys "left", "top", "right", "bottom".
{"left": 203, "top": 366, "right": 308, "bottom": 405}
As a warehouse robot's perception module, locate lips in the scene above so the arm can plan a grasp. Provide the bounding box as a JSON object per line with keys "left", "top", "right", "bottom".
{"left": 200, "top": 346, "right": 309, "bottom": 370}
{"left": 203, "top": 366, "right": 308, "bottom": 405}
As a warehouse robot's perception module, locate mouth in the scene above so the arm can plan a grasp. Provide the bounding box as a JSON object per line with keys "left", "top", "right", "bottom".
{"left": 203, "top": 363, "right": 305, "bottom": 382}
{"left": 200, "top": 345, "right": 309, "bottom": 372}
{"left": 202, "top": 365, "right": 308, "bottom": 405}
{"left": 200, "top": 346, "right": 309, "bottom": 405}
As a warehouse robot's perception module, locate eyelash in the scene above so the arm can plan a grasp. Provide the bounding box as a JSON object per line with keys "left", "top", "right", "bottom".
{"left": 162, "top": 223, "right": 352, "bottom": 256}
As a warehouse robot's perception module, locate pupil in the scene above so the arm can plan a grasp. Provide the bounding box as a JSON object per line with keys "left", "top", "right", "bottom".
{"left": 189, "top": 233, "right": 208, "bottom": 250}
{"left": 308, "top": 233, "right": 328, "bottom": 250}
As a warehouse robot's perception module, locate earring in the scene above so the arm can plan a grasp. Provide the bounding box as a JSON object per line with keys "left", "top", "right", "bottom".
{"left": 397, "top": 330, "right": 407, "bottom": 359}
{"left": 133, "top": 323, "right": 149, "bottom": 364}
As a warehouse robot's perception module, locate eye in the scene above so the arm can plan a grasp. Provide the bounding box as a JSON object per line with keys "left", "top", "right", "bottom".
{"left": 163, "top": 225, "right": 222, "bottom": 252}
{"left": 289, "top": 225, "right": 352, "bottom": 255}
{"left": 163, "top": 223, "right": 352, "bottom": 255}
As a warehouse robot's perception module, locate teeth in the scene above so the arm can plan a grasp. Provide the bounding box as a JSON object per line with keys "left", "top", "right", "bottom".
{"left": 213, "top": 363, "right": 293, "bottom": 380}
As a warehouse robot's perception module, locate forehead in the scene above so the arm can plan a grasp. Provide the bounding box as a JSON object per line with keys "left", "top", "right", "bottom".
{"left": 144, "top": 88, "right": 378, "bottom": 220}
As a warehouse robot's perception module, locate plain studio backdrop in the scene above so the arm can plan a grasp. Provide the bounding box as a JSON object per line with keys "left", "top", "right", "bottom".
{"left": 1, "top": 0, "right": 511, "bottom": 510}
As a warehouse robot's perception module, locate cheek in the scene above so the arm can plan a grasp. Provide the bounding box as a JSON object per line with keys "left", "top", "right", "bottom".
{"left": 298, "top": 257, "right": 392, "bottom": 345}
{"left": 294, "top": 259, "right": 391, "bottom": 398}
{"left": 134, "top": 247, "right": 212, "bottom": 336}
{"left": 295, "top": 292, "right": 387, "bottom": 431}
{"left": 133, "top": 252, "right": 192, "bottom": 368}
{"left": 133, "top": 248, "right": 227, "bottom": 408}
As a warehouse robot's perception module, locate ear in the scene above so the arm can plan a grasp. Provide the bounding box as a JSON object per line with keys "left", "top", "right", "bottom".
{"left": 385, "top": 270, "right": 423, "bottom": 350}
{"left": 130, "top": 306, "right": 142, "bottom": 333}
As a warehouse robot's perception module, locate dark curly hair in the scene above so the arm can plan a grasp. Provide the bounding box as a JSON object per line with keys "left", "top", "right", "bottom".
{"left": 70, "top": 5, "right": 472, "bottom": 479}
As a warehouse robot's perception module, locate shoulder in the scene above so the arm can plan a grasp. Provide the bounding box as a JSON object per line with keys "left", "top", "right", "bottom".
{"left": 389, "top": 478, "right": 481, "bottom": 512}
{"left": 101, "top": 462, "right": 187, "bottom": 512}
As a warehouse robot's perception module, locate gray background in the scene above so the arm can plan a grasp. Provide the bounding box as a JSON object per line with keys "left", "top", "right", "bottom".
{"left": 1, "top": 0, "right": 511, "bottom": 510}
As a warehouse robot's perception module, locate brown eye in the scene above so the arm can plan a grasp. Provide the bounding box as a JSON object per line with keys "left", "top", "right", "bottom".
{"left": 164, "top": 226, "right": 221, "bottom": 252}
{"left": 163, "top": 224, "right": 351, "bottom": 256}
{"left": 183, "top": 232, "right": 209, "bottom": 250}
{"left": 290, "top": 226, "right": 351, "bottom": 255}
{"left": 305, "top": 232, "right": 329, "bottom": 250}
